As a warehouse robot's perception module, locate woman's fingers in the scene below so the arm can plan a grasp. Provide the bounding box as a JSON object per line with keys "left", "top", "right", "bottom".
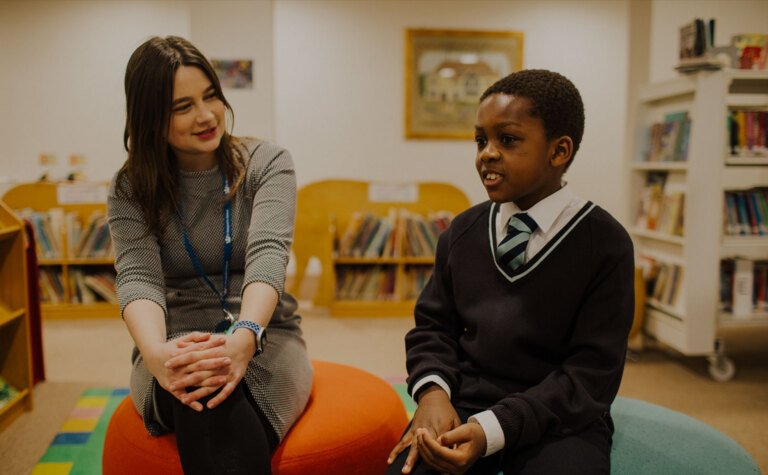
{"left": 206, "top": 380, "right": 237, "bottom": 409}
{"left": 165, "top": 346, "right": 227, "bottom": 369}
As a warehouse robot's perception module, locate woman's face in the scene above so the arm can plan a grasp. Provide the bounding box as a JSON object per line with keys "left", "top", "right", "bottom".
{"left": 167, "top": 65, "right": 225, "bottom": 170}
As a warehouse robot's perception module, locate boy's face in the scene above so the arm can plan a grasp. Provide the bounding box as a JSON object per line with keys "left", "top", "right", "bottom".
{"left": 474, "top": 94, "right": 565, "bottom": 209}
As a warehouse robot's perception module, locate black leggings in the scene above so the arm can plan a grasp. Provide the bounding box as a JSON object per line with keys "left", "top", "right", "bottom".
{"left": 155, "top": 383, "right": 278, "bottom": 475}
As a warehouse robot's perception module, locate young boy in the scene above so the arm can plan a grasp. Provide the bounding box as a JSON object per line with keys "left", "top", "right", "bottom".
{"left": 387, "top": 69, "right": 634, "bottom": 474}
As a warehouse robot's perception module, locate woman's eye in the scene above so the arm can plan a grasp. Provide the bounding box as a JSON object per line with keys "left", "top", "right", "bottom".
{"left": 173, "top": 104, "right": 191, "bottom": 113}
{"left": 204, "top": 92, "right": 218, "bottom": 101}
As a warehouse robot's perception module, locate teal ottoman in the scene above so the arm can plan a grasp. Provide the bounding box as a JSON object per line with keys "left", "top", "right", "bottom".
{"left": 610, "top": 397, "right": 759, "bottom": 474}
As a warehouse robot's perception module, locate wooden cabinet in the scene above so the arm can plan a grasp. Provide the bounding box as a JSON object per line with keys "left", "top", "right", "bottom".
{"left": 2, "top": 182, "right": 117, "bottom": 319}
{"left": 0, "top": 199, "right": 33, "bottom": 432}
{"left": 293, "top": 180, "right": 470, "bottom": 317}
{"left": 630, "top": 69, "right": 768, "bottom": 380}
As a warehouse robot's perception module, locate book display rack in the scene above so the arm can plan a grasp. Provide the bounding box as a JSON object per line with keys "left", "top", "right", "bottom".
{"left": 631, "top": 69, "right": 768, "bottom": 381}
{"left": 0, "top": 199, "right": 33, "bottom": 432}
{"left": 292, "top": 180, "right": 470, "bottom": 317}
{"left": 2, "top": 182, "right": 118, "bottom": 319}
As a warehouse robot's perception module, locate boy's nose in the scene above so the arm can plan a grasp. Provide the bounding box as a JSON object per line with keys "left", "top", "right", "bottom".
{"left": 480, "top": 146, "right": 501, "bottom": 161}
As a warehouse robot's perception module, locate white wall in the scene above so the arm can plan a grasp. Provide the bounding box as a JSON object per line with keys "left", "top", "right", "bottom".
{"left": 0, "top": 0, "right": 273, "bottom": 189}
{"left": 190, "top": 0, "right": 275, "bottom": 141}
{"left": 0, "top": 1, "right": 189, "bottom": 185}
{"left": 649, "top": 0, "right": 768, "bottom": 83}
{"left": 274, "top": 0, "right": 632, "bottom": 221}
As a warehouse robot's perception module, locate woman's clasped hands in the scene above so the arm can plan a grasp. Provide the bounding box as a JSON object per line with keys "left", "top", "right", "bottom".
{"left": 145, "top": 330, "right": 255, "bottom": 412}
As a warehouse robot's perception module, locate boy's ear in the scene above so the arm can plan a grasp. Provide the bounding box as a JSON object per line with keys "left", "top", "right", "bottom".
{"left": 550, "top": 136, "right": 573, "bottom": 168}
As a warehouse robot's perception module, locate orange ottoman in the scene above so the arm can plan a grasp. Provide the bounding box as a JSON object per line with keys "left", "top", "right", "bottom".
{"left": 102, "top": 361, "right": 408, "bottom": 475}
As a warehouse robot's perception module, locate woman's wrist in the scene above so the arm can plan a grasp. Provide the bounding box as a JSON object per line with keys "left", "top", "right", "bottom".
{"left": 231, "top": 327, "right": 258, "bottom": 358}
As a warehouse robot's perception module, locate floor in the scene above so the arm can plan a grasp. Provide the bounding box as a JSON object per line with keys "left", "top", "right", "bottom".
{"left": 1, "top": 310, "right": 767, "bottom": 474}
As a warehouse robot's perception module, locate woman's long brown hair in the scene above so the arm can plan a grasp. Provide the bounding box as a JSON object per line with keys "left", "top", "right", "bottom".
{"left": 117, "top": 36, "right": 246, "bottom": 236}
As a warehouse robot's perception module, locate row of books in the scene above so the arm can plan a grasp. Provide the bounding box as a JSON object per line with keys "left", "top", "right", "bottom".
{"left": 335, "top": 266, "right": 396, "bottom": 301}
{"left": 635, "top": 172, "right": 685, "bottom": 236}
{"left": 637, "top": 112, "right": 691, "bottom": 163}
{"left": 638, "top": 255, "right": 684, "bottom": 308}
{"left": 39, "top": 268, "right": 118, "bottom": 305}
{"left": 335, "top": 265, "right": 434, "bottom": 301}
{"left": 336, "top": 209, "right": 454, "bottom": 258}
{"left": 723, "top": 188, "right": 768, "bottom": 236}
{"left": 728, "top": 109, "right": 768, "bottom": 157}
{"left": 15, "top": 208, "right": 113, "bottom": 259}
{"left": 720, "top": 258, "right": 768, "bottom": 317}
{"left": 402, "top": 266, "right": 434, "bottom": 300}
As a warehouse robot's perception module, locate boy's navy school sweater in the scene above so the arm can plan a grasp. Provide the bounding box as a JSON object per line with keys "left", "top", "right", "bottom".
{"left": 405, "top": 200, "right": 634, "bottom": 452}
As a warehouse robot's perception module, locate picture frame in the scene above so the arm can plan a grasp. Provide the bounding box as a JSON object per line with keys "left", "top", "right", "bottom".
{"left": 404, "top": 28, "right": 524, "bottom": 140}
{"left": 211, "top": 59, "right": 254, "bottom": 89}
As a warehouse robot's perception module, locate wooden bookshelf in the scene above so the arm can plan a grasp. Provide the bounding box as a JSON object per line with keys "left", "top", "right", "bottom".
{"left": 2, "top": 182, "right": 118, "bottom": 319}
{"left": 293, "top": 180, "right": 470, "bottom": 317}
{"left": 0, "top": 199, "right": 33, "bottom": 432}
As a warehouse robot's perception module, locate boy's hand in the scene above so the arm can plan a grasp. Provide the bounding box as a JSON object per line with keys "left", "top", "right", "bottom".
{"left": 387, "top": 386, "right": 460, "bottom": 473}
{"left": 415, "top": 422, "right": 487, "bottom": 474}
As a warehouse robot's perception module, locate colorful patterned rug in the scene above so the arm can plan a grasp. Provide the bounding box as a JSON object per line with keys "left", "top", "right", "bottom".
{"left": 32, "top": 381, "right": 414, "bottom": 475}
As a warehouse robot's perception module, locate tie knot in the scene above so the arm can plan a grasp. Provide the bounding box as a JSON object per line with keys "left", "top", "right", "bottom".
{"left": 508, "top": 213, "right": 538, "bottom": 234}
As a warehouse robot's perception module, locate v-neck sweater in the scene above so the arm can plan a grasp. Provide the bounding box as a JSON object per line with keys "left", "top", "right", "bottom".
{"left": 405, "top": 200, "right": 634, "bottom": 451}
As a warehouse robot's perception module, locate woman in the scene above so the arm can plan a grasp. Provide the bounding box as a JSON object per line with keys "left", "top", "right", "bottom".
{"left": 107, "top": 36, "right": 313, "bottom": 474}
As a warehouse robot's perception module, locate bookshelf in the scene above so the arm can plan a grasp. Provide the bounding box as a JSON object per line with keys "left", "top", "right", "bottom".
{"left": 0, "top": 199, "right": 33, "bottom": 432}
{"left": 293, "top": 180, "right": 470, "bottom": 317}
{"left": 2, "top": 182, "right": 118, "bottom": 320}
{"left": 630, "top": 69, "right": 768, "bottom": 381}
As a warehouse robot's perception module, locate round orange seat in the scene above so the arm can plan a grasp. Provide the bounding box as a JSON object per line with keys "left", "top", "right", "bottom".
{"left": 102, "top": 360, "right": 408, "bottom": 475}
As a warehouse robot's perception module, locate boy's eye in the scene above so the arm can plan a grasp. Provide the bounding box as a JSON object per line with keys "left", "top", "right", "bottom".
{"left": 475, "top": 136, "right": 487, "bottom": 148}
{"left": 500, "top": 135, "right": 517, "bottom": 146}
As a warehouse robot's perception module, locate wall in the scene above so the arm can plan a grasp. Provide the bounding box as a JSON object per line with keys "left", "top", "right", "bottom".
{"left": 0, "top": 0, "right": 273, "bottom": 190}
{"left": 649, "top": 0, "right": 768, "bottom": 83}
{"left": 274, "top": 0, "right": 632, "bottom": 221}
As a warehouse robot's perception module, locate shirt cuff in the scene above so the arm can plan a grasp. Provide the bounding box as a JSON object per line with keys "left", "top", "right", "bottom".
{"left": 411, "top": 375, "right": 451, "bottom": 401}
{"left": 469, "top": 410, "right": 505, "bottom": 457}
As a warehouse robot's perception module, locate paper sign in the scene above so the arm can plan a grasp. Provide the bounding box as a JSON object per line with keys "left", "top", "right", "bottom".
{"left": 368, "top": 183, "right": 419, "bottom": 203}
{"left": 57, "top": 183, "right": 108, "bottom": 204}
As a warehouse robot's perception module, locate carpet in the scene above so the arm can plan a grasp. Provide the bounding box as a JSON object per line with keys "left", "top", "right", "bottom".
{"left": 32, "top": 382, "right": 414, "bottom": 475}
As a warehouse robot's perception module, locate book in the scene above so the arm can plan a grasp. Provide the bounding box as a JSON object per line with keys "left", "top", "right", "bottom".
{"left": 732, "top": 258, "right": 754, "bottom": 317}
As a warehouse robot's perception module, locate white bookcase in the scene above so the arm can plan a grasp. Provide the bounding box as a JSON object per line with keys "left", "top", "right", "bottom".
{"left": 630, "top": 69, "right": 768, "bottom": 381}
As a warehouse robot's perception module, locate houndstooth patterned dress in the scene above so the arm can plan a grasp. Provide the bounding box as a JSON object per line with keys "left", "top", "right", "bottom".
{"left": 107, "top": 138, "right": 313, "bottom": 440}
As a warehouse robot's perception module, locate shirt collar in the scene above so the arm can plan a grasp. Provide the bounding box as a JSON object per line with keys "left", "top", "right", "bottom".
{"left": 499, "top": 183, "right": 573, "bottom": 235}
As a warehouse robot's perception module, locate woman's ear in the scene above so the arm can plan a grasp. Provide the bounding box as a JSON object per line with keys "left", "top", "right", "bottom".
{"left": 550, "top": 136, "right": 573, "bottom": 168}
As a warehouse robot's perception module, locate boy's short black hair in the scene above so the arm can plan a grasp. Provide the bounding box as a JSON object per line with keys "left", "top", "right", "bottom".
{"left": 480, "top": 69, "right": 585, "bottom": 164}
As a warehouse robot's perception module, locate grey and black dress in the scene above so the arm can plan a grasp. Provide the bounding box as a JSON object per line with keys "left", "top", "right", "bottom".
{"left": 107, "top": 138, "right": 313, "bottom": 440}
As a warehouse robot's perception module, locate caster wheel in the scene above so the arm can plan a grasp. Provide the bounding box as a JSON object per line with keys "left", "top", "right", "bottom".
{"left": 708, "top": 357, "right": 735, "bottom": 382}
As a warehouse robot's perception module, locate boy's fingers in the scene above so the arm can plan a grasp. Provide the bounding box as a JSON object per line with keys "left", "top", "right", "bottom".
{"left": 387, "top": 433, "right": 412, "bottom": 463}
{"left": 402, "top": 442, "right": 420, "bottom": 474}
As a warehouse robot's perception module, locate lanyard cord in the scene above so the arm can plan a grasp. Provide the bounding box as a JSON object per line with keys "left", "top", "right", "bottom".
{"left": 178, "top": 173, "right": 233, "bottom": 312}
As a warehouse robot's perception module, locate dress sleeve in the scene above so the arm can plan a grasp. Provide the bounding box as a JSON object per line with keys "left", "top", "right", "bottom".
{"left": 106, "top": 174, "right": 167, "bottom": 318}
{"left": 242, "top": 145, "right": 296, "bottom": 296}
{"left": 405, "top": 227, "right": 463, "bottom": 400}
{"left": 489, "top": 223, "right": 634, "bottom": 450}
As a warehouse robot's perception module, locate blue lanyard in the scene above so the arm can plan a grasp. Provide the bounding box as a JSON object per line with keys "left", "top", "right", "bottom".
{"left": 178, "top": 173, "right": 233, "bottom": 314}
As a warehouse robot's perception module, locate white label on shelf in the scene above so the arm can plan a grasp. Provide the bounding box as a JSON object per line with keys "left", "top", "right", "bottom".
{"left": 56, "top": 183, "right": 108, "bottom": 204}
{"left": 368, "top": 183, "right": 418, "bottom": 203}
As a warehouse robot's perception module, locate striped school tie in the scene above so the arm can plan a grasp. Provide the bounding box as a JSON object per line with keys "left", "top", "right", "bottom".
{"left": 496, "top": 213, "right": 538, "bottom": 271}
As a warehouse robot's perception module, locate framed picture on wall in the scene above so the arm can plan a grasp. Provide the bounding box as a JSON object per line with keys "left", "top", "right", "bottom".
{"left": 404, "top": 29, "right": 524, "bottom": 140}
{"left": 211, "top": 59, "right": 254, "bottom": 89}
